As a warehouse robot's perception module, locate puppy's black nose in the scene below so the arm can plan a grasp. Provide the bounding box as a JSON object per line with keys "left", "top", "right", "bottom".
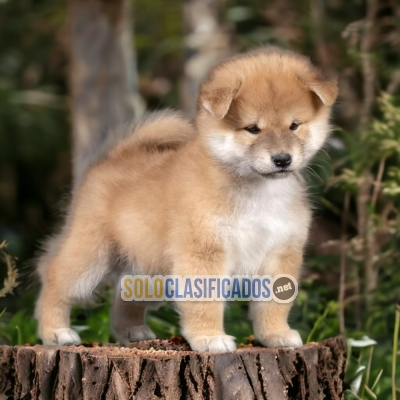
{"left": 272, "top": 153, "right": 292, "bottom": 168}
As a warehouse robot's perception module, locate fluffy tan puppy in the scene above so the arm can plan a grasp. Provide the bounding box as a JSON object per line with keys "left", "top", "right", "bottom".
{"left": 35, "top": 46, "right": 338, "bottom": 352}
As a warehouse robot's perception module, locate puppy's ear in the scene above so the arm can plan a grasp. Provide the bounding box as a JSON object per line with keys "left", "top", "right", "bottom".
{"left": 200, "top": 79, "right": 242, "bottom": 119}
{"left": 300, "top": 68, "right": 338, "bottom": 106}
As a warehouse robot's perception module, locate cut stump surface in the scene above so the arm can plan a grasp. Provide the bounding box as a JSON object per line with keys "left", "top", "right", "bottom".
{"left": 0, "top": 336, "right": 347, "bottom": 400}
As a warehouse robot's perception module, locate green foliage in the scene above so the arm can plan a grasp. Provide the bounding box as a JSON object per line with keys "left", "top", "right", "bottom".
{"left": 323, "top": 95, "right": 400, "bottom": 398}
{"left": 71, "top": 293, "right": 113, "bottom": 344}
{"left": 148, "top": 305, "right": 181, "bottom": 338}
{"left": 344, "top": 307, "right": 400, "bottom": 399}
{"left": 369, "top": 94, "right": 400, "bottom": 160}
{"left": 0, "top": 310, "right": 38, "bottom": 345}
{"left": 345, "top": 337, "right": 381, "bottom": 399}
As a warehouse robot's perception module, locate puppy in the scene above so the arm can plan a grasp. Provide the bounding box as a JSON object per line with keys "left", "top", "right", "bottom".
{"left": 35, "top": 46, "right": 338, "bottom": 352}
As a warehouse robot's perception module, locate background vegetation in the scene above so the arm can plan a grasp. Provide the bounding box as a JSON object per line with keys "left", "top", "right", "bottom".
{"left": 0, "top": 0, "right": 400, "bottom": 398}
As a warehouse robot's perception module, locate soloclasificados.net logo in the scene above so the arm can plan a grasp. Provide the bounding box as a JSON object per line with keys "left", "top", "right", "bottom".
{"left": 121, "top": 275, "right": 298, "bottom": 303}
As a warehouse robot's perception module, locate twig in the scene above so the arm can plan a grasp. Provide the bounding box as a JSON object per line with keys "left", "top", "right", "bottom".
{"left": 0, "top": 241, "right": 19, "bottom": 298}
{"left": 381, "top": 202, "right": 395, "bottom": 225}
{"left": 356, "top": 175, "right": 373, "bottom": 321}
{"left": 14, "top": 91, "right": 65, "bottom": 109}
{"left": 371, "top": 157, "right": 387, "bottom": 207}
{"left": 343, "top": 293, "right": 363, "bottom": 308}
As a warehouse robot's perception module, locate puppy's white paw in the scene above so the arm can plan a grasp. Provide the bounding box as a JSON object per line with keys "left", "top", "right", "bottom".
{"left": 115, "top": 325, "right": 156, "bottom": 344}
{"left": 45, "top": 328, "right": 81, "bottom": 345}
{"left": 188, "top": 335, "right": 236, "bottom": 353}
{"left": 258, "top": 329, "right": 302, "bottom": 348}
{"left": 128, "top": 325, "right": 156, "bottom": 341}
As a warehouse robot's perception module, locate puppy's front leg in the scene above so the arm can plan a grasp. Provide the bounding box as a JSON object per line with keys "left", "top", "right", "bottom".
{"left": 250, "top": 251, "right": 303, "bottom": 348}
{"left": 174, "top": 246, "right": 235, "bottom": 352}
{"left": 178, "top": 300, "right": 235, "bottom": 352}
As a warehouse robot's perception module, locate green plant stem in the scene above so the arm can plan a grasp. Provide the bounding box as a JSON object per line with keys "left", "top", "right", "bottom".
{"left": 393, "top": 305, "right": 400, "bottom": 400}
{"left": 339, "top": 191, "right": 350, "bottom": 335}
{"left": 307, "top": 304, "right": 330, "bottom": 343}
{"left": 361, "top": 345, "right": 374, "bottom": 399}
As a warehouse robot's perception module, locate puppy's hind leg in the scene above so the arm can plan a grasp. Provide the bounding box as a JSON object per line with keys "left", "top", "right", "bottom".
{"left": 111, "top": 273, "right": 158, "bottom": 344}
{"left": 35, "top": 224, "right": 110, "bottom": 345}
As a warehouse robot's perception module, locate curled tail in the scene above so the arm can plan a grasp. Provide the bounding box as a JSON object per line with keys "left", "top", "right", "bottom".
{"left": 75, "top": 110, "right": 195, "bottom": 186}
{"left": 120, "top": 110, "right": 195, "bottom": 151}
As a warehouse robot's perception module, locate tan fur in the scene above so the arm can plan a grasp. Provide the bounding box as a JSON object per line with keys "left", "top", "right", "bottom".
{"left": 35, "top": 47, "right": 338, "bottom": 351}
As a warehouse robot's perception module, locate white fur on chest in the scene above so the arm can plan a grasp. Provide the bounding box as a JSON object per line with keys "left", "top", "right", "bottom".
{"left": 219, "top": 176, "right": 308, "bottom": 275}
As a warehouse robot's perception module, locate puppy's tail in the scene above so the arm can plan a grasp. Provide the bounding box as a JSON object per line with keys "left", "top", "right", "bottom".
{"left": 75, "top": 110, "right": 195, "bottom": 187}
{"left": 124, "top": 110, "right": 195, "bottom": 152}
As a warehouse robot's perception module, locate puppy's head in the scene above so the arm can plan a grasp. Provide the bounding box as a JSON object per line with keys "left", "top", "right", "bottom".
{"left": 196, "top": 47, "right": 338, "bottom": 178}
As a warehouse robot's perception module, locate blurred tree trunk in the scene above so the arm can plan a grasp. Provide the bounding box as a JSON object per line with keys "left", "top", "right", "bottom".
{"left": 310, "top": 0, "right": 330, "bottom": 68}
{"left": 181, "top": 0, "right": 234, "bottom": 118}
{"left": 68, "top": 0, "right": 144, "bottom": 181}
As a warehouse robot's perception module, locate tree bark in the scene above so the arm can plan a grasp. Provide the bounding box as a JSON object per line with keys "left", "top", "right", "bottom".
{"left": 181, "top": 0, "right": 234, "bottom": 118}
{"left": 68, "top": 0, "right": 144, "bottom": 181}
{"left": 0, "top": 336, "right": 347, "bottom": 399}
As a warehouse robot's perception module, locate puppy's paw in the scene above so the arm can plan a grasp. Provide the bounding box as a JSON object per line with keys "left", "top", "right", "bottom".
{"left": 188, "top": 334, "right": 236, "bottom": 353}
{"left": 42, "top": 328, "right": 81, "bottom": 345}
{"left": 127, "top": 325, "right": 156, "bottom": 341}
{"left": 258, "top": 329, "right": 302, "bottom": 348}
{"left": 115, "top": 325, "right": 156, "bottom": 344}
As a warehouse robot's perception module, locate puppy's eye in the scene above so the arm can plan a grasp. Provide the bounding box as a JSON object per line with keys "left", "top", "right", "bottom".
{"left": 245, "top": 125, "right": 261, "bottom": 134}
{"left": 290, "top": 122, "right": 300, "bottom": 131}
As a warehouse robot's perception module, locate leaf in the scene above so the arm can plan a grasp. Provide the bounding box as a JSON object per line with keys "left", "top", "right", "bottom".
{"left": 71, "top": 325, "right": 89, "bottom": 333}
{"left": 350, "top": 366, "right": 366, "bottom": 394}
{"left": 347, "top": 336, "right": 377, "bottom": 348}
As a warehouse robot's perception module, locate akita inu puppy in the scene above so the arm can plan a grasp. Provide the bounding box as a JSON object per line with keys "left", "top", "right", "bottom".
{"left": 36, "top": 46, "right": 337, "bottom": 352}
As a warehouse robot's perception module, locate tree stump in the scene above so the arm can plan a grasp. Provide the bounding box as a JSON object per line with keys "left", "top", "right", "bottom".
{"left": 0, "top": 336, "right": 346, "bottom": 399}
